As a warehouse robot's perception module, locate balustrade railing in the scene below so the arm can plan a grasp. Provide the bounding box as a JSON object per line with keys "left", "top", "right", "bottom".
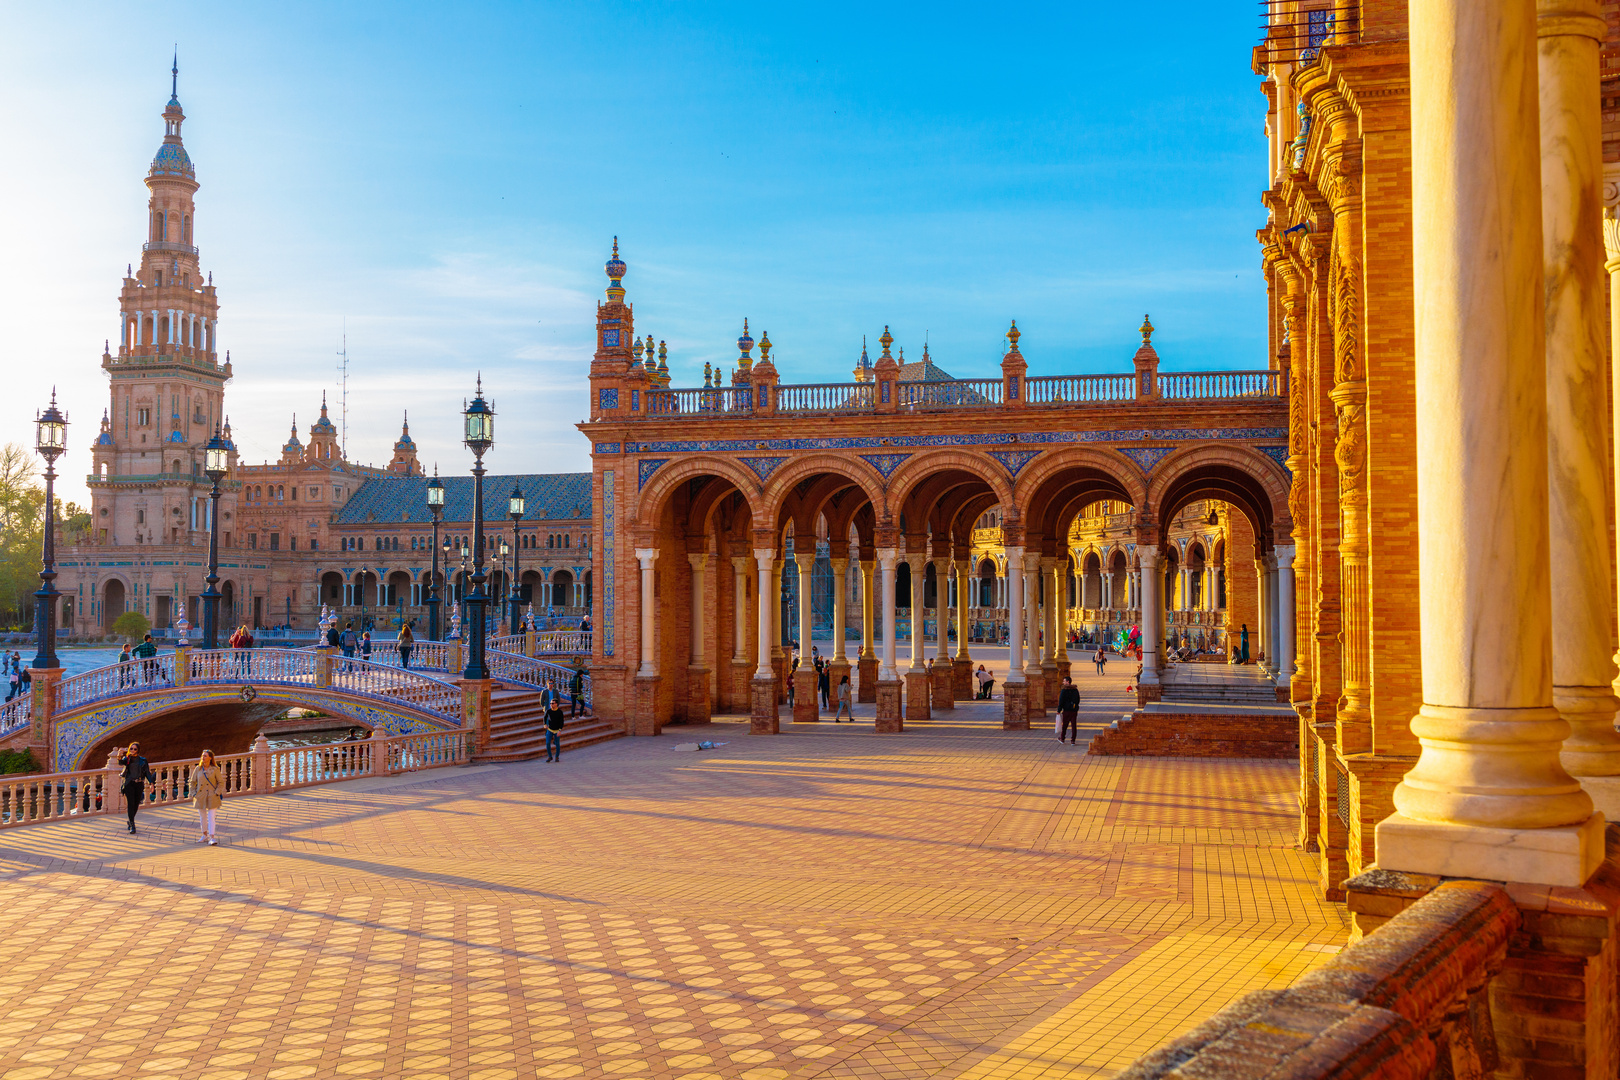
{"left": 264, "top": 741, "right": 374, "bottom": 790}
{"left": 0, "top": 767, "right": 116, "bottom": 826}
{"left": 1025, "top": 373, "right": 1134, "bottom": 404}
{"left": 538, "top": 630, "right": 591, "bottom": 653}
{"left": 485, "top": 651, "right": 592, "bottom": 707}
{"left": 774, "top": 383, "right": 874, "bottom": 415}
{"left": 488, "top": 634, "right": 524, "bottom": 654}
{"left": 186, "top": 648, "right": 315, "bottom": 686}
{"left": 59, "top": 655, "right": 177, "bottom": 712}
{"left": 646, "top": 386, "right": 753, "bottom": 416}
{"left": 1157, "top": 369, "right": 1285, "bottom": 399}
{"left": 0, "top": 694, "right": 30, "bottom": 738}
{"left": 897, "top": 379, "right": 1001, "bottom": 410}
{"left": 327, "top": 658, "right": 462, "bottom": 723}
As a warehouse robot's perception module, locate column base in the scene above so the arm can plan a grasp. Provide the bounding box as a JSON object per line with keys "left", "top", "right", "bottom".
{"left": 1573, "top": 776, "right": 1620, "bottom": 821}
{"left": 828, "top": 658, "right": 850, "bottom": 707}
{"left": 1042, "top": 661, "right": 1059, "bottom": 705}
{"left": 750, "top": 676, "right": 780, "bottom": 735}
{"left": 1025, "top": 668, "right": 1046, "bottom": 719}
{"left": 1056, "top": 658, "right": 1072, "bottom": 684}
{"left": 1137, "top": 680, "right": 1163, "bottom": 706}
{"left": 1375, "top": 811, "right": 1605, "bottom": 888}
{"left": 904, "top": 669, "right": 931, "bottom": 722}
{"left": 686, "top": 665, "right": 712, "bottom": 725}
{"left": 857, "top": 654, "right": 878, "bottom": 703}
{"left": 1003, "top": 680, "right": 1029, "bottom": 729}
{"left": 875, "top": 680, "right": 903, "bottom": 733}
{"left": 729, "top": 659, "right": 753, "bottom": 713}
{"left": 774, "top": 655, "right": 790, "bottom": 704}
{"left": 952, "top": 657, "right": 972, "bottom": 700}
{"left": 632, "top": 675, "right": 662, "bottom": 737}
{"left": 929, "top": 660, "right": 955, "bottom": 711}
{"left": 793, "top": 668, "right": 820, "bottom": 722}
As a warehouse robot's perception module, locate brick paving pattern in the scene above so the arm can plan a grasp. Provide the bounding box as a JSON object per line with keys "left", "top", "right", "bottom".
{"left": 0, "top": 668, "right": 1345, "bottom": 1080}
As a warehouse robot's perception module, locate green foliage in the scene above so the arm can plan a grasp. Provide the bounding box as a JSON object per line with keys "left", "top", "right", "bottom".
{"left": 0, "top": 748, "right": 39, "bottom": 775}
{"left": 0, "top": 442, "right": 43, "bottom": 629}
{"left": 111, "top": 611, "right": 151, "bottom": 641}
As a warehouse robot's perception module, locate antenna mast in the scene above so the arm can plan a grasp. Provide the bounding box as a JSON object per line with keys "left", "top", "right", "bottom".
{"left": 337, "top": 319, "right": 349, "bottom": 457}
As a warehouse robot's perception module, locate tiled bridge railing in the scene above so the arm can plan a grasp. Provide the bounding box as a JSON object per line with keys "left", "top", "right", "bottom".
{"left": 0, "top": 727, "right": 471, "bottom": 830}
{"left": 644, "top": 369, "right": 1285, "bottom": 420}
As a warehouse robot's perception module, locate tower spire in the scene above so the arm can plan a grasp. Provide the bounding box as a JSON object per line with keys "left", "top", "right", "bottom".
{"left": 171, "top": 47, "right": 178, "bottom": 103}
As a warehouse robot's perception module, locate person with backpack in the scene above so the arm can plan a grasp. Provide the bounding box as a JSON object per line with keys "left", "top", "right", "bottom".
{"left": 339, "top": 623, "right": 358, "bottom": 670}
{"left": 569, "top": 664, "right": 585, "bottom": 717}
{"left": 397, "top": 620, "right": 415, "bottom": 669}
{"left": 120, "top": 742, "right": 155, "bottom": 834}
{"left": 544, "top": 697, "right": 566, "bottom": 762}
{"left": 1057, "top": 675, "right": 1081, "bottom": 744}
{"left": 1095, "top": 648, "right": 1106, "bottom": 675}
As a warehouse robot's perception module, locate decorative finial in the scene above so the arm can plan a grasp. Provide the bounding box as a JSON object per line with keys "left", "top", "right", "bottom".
{"left": 879, "top": 325, "right": 893, "bottom": 357}
{"left": 171, "top": 47, "right": 178, "bottom": 100}
{"left": 632, "top": 336, "right": 644, "bottom": 362}
{"left": 759, "top": 331, "right": 772, "bottom": 362}
{"left": 737, "top": 318, "right": 755, "bottom": 362}
{"left": 897, "top": 345, "right": 904, "bottom": 362}
{"left": 1007, "top": 319, "right": 1021, "bottom": 351}
{"left": 704, "top": 361, "right": 713, "bottom": 387}
{"left": 1140, "top": 314, "right": 1154, "bottom": 344}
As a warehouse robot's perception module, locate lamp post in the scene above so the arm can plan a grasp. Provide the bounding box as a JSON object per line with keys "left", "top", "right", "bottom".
{"left": 462, "top": 378, "right": 495, "bottom": 679}
{"left": 201, "top": 426, "right": 229, "bottom": 649}
{"left": 425, "top": 469, "right": 445, "bottom": 640}
{"left": 31, "top": 390, "right": 67, "bottom": 671}
{"left": 508, "top": 483, "right": 525, "bottom": 636}
{"left": 459, "top": 543, "right": 470, "bottom": 634}
{"left": 498, "top": 538, "right": 511, "bottom": 638}
{"left": 359, "top": 566, "right": 369, "bottom": 632}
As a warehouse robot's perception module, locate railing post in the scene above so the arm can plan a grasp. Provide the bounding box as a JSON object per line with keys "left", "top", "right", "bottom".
{"left": 172, "top": 646, "right": 189, "bottom": 688}
{"left": 250, "top": 734, "right": 271, "bottom": 794}
{"left": 314, "top": 645, "right": 333, "bottom": 688}
{"left": 524, "top": 627, "right": 536, "bottom": 657}
{"left": 449, "top": 640, "right": 463, "bottom": 674}
{"left": 1000, "top": 321, "right": 1026, "bottom": 408}
{"left": 369, "top": 727, "right": 389, "bottom": 776}
{"left": 105, "top": 750, "right": 124, "bottom": 818}
{"left": 1133, "top": 315, "right": 1161, "bottom": 400}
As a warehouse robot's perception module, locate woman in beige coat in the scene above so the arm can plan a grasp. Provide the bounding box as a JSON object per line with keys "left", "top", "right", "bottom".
{"left": 191, "top": 750, "right": 224, "bottom": 845}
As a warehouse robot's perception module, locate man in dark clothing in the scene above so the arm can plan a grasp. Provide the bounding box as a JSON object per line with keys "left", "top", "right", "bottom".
{"left": 120, "top": 743, "right": 155, "bottom": 834}
{"left": 544, "top": 700, "right": 566, "bottom": 762}
{"left": 1056, "top": 676, "right": 1081, "bottom": 744}
{"left": 569, "top": 664, "right": 585, "bottom": 717}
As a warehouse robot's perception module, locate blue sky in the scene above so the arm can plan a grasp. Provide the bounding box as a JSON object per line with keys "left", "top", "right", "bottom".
{"left": 1, "top": 2, "right": 1268, "bottom": 505}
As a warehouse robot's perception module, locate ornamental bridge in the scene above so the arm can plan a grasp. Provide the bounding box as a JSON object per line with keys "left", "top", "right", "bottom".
{"left": 0, "top": 637, "right": 596, "bottom": 774}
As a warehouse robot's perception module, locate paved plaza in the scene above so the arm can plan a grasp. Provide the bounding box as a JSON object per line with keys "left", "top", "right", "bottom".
{"left": 0, "top": 667, "right": 1345, "bottom": 1080}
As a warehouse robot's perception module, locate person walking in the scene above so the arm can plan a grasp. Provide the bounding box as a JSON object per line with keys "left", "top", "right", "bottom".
{"left": 1095, "top": 648, "right": 1106, "bottom": 675}
{"left": 787, "top": 655, "right": 798, "bottom": 708}
{"left": 817, "top": 657, "right": 831, "bottom": 710}
{"left": 833, "top": 674, "right": 854, "bottom": 721}
{"left": 398, "top": 620, "right": 415, "bottom": 669}
{"left": 117, "top": 643, "right": 134, "bottom": 689}
{"left": 360, "top": 630, "right": 373, "bottom": 664}
{"left": 1057, "top": 676, "right": 1080, "bottom": 744}
{"left": 120, "top": 742, "right": 154, "bottom": 834}
{"left": 326, "top": 621, "right": 341, "bottom": 649}
{"left": 133, "top": 633, "right": 159, "bottom": 684}
{"left": 544, "top": 696, "right": 566, "bottom": 762}
{"left": 569, "top": 663, "right": 585, "bottom": 717}
{"left": 339, "top": 623, "right": 358, "bottom": 671}
{"left": 191, "top": 750, "right": 224, "bottom": 845}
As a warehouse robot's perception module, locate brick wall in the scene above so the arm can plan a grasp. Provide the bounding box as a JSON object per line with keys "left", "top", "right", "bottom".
{"left": 1087, "top": 710, "right": 1298, "bottom": 758}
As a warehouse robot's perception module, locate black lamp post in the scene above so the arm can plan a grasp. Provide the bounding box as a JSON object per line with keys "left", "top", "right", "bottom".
{"left": 508, "top": 484, "right": 525, "bottom": 635}
{"left": 457, "top": 544, "right": 469, "bottom": 634}
{"left": 462, "top": 378, "right": 495, "bottom": 680}
{"left": 201, "top": 426, "right": 229, "bottom": 649}
{"left": 425, "top": 469, "right": 445, "bottom": 640}
{"left": 358, "top": 566, "right": 369, "bottom": 631}
{"left": 31, "top": 390, "right": 67, "bottom": 671}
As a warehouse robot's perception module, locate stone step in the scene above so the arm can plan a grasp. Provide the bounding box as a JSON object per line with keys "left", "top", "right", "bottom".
{"left": 474, "top": 717, "right": 624, "bottom": 762}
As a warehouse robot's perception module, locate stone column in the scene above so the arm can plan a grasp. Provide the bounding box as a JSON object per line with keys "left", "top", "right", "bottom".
{"left": 930, "top": 557, "right": 954, "bottom": 712}
{"left": 952, "top": 558, "right": 972, "bottom": 698}
{"left": 793, "top": 552, "right": 819, "bottom": 722}
{"left": 1022, "top": 553, "right": 1045, "bottom": 718}
{"left": 635, "top": 548, "right": 658, "bottom": 678}
{"left": 1540, "top": 0, "right": 1620, "bottom": 812}
{"left": 1378, "top": 0, "right": 1600, "bottom": 887}
{"left": 687, "top": 553, "right": 711, "bottom": 724}
{"left": 1040, "top": 557, "right": 1060, "bottom": 702}
{"left": 904, "top": 554, "right": 929, "bottom": 722}
{"left": 1275, "top": 546, "right": 1296, "bottom": 697}
{"left": 750, "top": 548, "right": 779, "bottom": 734}
{"left": 829, "top": 556, "right": 850, "bottom": 705}
{"left": 729, "top": 555, "right": 750, "bottom": 709}
{"left": 1139, "top": 546, "right": 1161, "bottom": 702}
{"left": 858, "top": 559, "right": 878, "bottom": 702}
{"left": 875, "top": 548, "right": 902, "bottom": 731}
{"left": 1003, "top": 545, "right": 1028, "bottom": 729}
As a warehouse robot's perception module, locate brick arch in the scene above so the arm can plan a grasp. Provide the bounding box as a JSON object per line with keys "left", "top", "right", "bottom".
{"left": 1143, "top": 443, "right": 1292, "bottom": 548}
{"left": 634, "top": 457, "right": 762, "bottom": 531}
{"left": 883, "top": 450, "right": 1013, "bottom": 520}
{"left": 1013, "top": 446, "right": 1149, "bottom": 518}
{"left": 758, "top": 454, "right": 885, "bottom": 531}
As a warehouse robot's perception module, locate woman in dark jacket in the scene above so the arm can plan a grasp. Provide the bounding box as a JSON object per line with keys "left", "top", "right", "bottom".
{"left": 120, "top": 742, "right": 155, "bottom": 834}
{"left": 1056, "top": 676, "right": 1081, "bottom": 745}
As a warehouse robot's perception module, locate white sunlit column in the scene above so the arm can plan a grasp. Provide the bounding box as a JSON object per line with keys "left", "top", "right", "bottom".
{"left": 795, "top": 551, "right": 815, "bottom": 662}
{"left": 754, "top": 549, "right": 775, "bottom": 679}
{"left": 1051, "top": 559, "right": 1066, "bottom": 659}
{"left": 1022, "top": 554, "right": 1042, "bottom": 683}
{"left": 860, "top": 559, "right": 875, "bottom": 660}
{"left": 732, "top": 556, "right": 749, "bottom": 663}
{"left": 635, "top": 548, "right": 658, "bottom": 678}
{"left": 1140, "top": 547, "right": 1160, "bottom": 686}
{"left": 878, "top": 549, "right": 899, "bottom": 681}
{"left": 1275, "top": 546, "right": 1295, "bottom": 690}
{"left": 831, "top": 557, "right": 848, "bottom": 661}
{"left": 933, "top": 559, "right": 951, "bottom": 662}
{"left": 1380, "top": 0, "right": 1599, "bottom": 888}
{"left": 688, "top": 554, "right": 707, "bottom": 667}
{"left": 954, "top": 560, "right": 971, "bottom": 661}
{"left": 906, "top": 555, "right": 926, "bottom": 672}
{"left": 1005, "top": 547, "right": 1025, "bottom": 684}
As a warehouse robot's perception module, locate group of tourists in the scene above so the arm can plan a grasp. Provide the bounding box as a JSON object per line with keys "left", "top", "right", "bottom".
{"left": 4, "top": 652, "right": 29, "bottom": 702}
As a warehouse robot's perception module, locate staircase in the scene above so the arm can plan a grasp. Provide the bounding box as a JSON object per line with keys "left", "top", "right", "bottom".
{"left": 1160, "top": 665, "right": 1283, "bottom": 708}
{"left": 475, "top": 688, "right": 625, "bottom": 762}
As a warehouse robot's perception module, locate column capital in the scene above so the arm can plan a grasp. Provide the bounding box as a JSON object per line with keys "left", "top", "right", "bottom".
{"left": 876, "top": 547, "right": 899, "bottom": 569}
{"left": 753, "top": 548, "right": 775, "bottom": 568}
{"left": 793, "top": 550, "right": 816, "bottom": 569}
{"left": 1274, "top": 545, "right": 1295, "bottom": 570}
{"left": 1536, "top": 0, "right": 1605, "bottom": 42}
{"left": 1138, "top": 544, "right": 1159, "bottom": 568}
{"left": 687, "top": 552, "right": 709, "bottom": 571}
{"left": 731, "top": 555, "right": 751, "bottom": 572}
{"left": 829, "top": 557, "right": 848, "bottom": 573}
{"left": 1021, "top": 552, "right": 1042, "bottom": 573}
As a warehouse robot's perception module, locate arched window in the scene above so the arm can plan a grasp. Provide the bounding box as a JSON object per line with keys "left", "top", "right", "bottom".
{"left": 564, "top": 535, "right": 570, "bottom": 548}
{"left": 182, "top": 215, "right": 191, "bottom": 244}
{"left": 154, "top": 211, "right": 164, "bottom": 241}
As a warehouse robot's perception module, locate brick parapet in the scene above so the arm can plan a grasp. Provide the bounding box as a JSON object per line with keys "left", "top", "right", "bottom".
{"left": 1086, "top": 710, "right": 1298, "bottom": 758}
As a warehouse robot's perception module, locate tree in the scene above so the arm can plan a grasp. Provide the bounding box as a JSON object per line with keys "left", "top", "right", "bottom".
{"left": 111, "top": 611, "right": 151, "bottom": 642}
{"left": 0, "top": 442, "right": 42, "bottom": 629}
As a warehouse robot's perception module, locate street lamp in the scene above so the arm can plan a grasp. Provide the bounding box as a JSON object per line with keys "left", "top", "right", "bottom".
{"left": 425, "top": 468, "right": 445, "bottom": 640}
{"left": 462, "top": 377, "right": 494, "bottom": 680}
{"left": 508, "top": 483, "right": 525, "bottom": 635}
{"left": 31, "top": 389, "right": 67, "bottom": 671}
{"left": 498, "top": 537, "right": 511, "bottom": 637}
{"left": 358, "top": 566, "right": 369, "bottom": 631}
{"left": 201, "top": 426, "right": 229, "bottom": 649}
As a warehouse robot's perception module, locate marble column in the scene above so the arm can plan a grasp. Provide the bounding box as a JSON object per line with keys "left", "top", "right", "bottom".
{"left": 1540, "top": 0, "right": 1620, "bottom": 811}
{"left": 905, "top": 554, "right": 930, "bottom": 721}
{"left": 858, "top": 558, "right": 878, "bottom": 703}
{"left": 771, "top": 558, "right": 786, "bottom": 703}
{"left": 731, "top": 556, "right": 749, "bottom": 664}
{"left": 793, "top": 552, "right": 818, "bottom": 721}
{"left": 952, "top": 559, "right": 972, "bottom": 699}
{"left": 876, "top": 548, "right": 903, "bottom": 732}
{"left": 1042, "top": 557, "right": 1061, "bottom": 701}
{"left": 1275, "top": 546, "right": 1296, "bottom": 693}
{"left": 1003, "top": 545, "right": 1028, "bottom": 729}
{"left": 750, "top": 548, "right": 779, "bottom": 734}
{"left": 1379, "top": 0, "right": 1600, "bottom": 887}
{"left": 829, "top": 557, "right": 851, "bottom": 705}
{"left": 1139, "top": 547, "right": 1161, "bottom": 698}
{"left": 1023, "top": 553, "right": 1045, "bottom": 717}
{"left": 931, "top": 557, "right": 954, "bottom": 711}
{"left": 687, "top": 553, "right": 711, "bottom": 724}
{"left": 635, "top": 548, "right": 658, "bottom": 678}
